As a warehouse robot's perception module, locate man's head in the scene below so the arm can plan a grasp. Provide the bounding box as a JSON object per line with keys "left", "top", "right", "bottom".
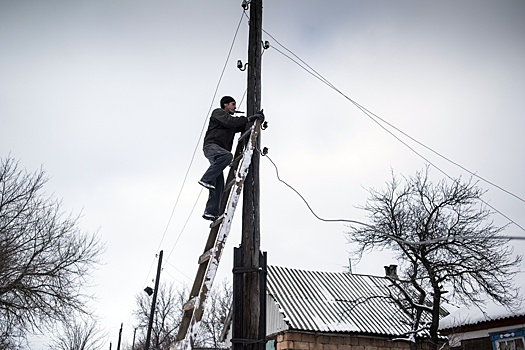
{"left": 220, "top": 96, "right": 236, "bottom": 114}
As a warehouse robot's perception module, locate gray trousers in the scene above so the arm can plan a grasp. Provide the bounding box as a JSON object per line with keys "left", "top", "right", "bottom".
{"left": 200, "top": 143, "right": 233, "bottom": 216}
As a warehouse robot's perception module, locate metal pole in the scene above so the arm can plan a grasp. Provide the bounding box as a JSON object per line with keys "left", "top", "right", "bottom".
{"left": 145, "top": 250, "right": 163, "bottom": 350}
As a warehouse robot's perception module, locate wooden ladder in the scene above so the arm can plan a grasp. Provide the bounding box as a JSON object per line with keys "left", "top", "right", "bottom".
{"left": 174, "top": 120, "right": 261, "bottom": 350}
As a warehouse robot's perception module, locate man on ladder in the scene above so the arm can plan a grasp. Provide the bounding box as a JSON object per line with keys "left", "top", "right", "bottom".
{"left": 199, "top": 96, "right": 264, "bottom": 221}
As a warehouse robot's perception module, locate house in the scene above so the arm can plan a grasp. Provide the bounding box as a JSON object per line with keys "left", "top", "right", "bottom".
{"left": 439, "top": 300, "right": 525, "bottom": 350}
{"left": 222, "top": 264, "right": 448, "bottom": 350}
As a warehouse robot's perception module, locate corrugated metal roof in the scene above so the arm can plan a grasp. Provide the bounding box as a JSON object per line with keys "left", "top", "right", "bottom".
{"left": 267, "top": 265, "right": 431, "bottom": 337}
{"left": 439, "top": 276, "right": 525, "bottom": 330}
{"left": 439, "top": 303, "right": 525, "bottom": 330}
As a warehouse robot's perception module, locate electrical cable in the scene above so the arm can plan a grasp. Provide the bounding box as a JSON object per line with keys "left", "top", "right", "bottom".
{"left": 162, "top": 8, "right": 270, "bottom": 271}
{"left": 264, "top": 29, "right": 525, "bottom": 206}
{"left": 357, "top": 103, "right": 525, "bottom": 205}
{"left": 352, "top": 103, "right": 525, "bottom": 232}
{"left": 163, "top": 260, "right": 192, "bottom": 283}
{"left": 142, "top": 9, "right": 246, "bottom": 288}
{"left": 163, "top": 11, "right": 259, "bottom": 268}
{"left": 263, "top": 30, "right": 525, "bottom": 232}
{"left": 262, "top": 150, "right": 525, "bottom": 245}
{"left": 262, "top": 152, "right": 372, "bottom": 227}
{"left": 394, "top": 234, "right": 525, "bottom": 246}
{"left": 162, "top": 42, "right": 267, "bottom": 272}
{"left": 164, "top": 260, "right": 193, "bottom": 281}
{"left": 164, "top": 90, "right": 247, "bottom": 268}
{"left": 161, "top": 268, "right": 184, "bottom": 285}
{"left": 165, "top": 188, "right": 203, "bottom": 265}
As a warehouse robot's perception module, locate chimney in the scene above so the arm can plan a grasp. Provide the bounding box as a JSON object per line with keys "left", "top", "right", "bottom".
{"left": 384, "top": 264, "right": 398, "bottom": 279}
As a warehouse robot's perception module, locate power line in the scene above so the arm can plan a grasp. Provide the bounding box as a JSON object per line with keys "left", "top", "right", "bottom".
{"left": 163, "top": 10, "right": 270, "bottom": 269}
{"left": 395, "top": 235, "right": 525, "bottom": 246}
{"left": 350, "top": 103, "right": 525, "bottom": 232}
{"left": 357, "top": 102, "right": 525, "bottom": 205}
{"left": 158, "top": 9, "right": 245, "bottom": 253}
{"left": 164, "top": 260, "right": 193, "bottom": 281}
{"left": 162, "top": 85, "right": 250, "bottom": 273}
{"left": 165, "top": 188, "right": 202, "bottom": 264}
{"left": 143, "top": 9, "right": 247, "bottom": 287}
{"left": 163, "top": 15, "right": 256, "bottom": 268}
{"left": 263, "top": 29, "right": 525, "bottom": 206}
{"left": 162, "top": 265, "right": 187, "bottom": 285}
{"left": 262, "top": 151, "right": 525, "bottom": 243}
{"left": 142, "top": 254, "right": 159, "bottom": 295}
{"left": 262, "top": 29, "right": 525, "bottom": 232}
{"left": 262, "top": 152, "right": 371, "bottom": 227}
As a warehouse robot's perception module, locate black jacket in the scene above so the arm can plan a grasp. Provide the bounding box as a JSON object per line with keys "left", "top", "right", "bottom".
{"left": 203, "top": 108, "right": 249, "bottom": 151}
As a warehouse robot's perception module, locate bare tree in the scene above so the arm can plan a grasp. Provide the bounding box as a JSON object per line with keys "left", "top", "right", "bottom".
{"left": 130, "top": 279, "right": 232, "bottom": 350}
{"left": 0, "top": 157, "right": 103, "bottom": 344}
{"left": 197, "top": 279, "right": 233, "bottom": 349}
{"left": 49, "top": 315, "right": 107, "bottom": 350}
{"left": 0, "top": 316, "right": 24, "bottom": 350}
{"left": 133, "top": 282, "right": 185, "bottom": 350}
{"left": 347, "top": 167, "right": 522, "bottom": 350}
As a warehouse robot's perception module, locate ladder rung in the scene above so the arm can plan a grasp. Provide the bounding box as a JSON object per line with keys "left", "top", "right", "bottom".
{"left": 198, "top": 249, "right": 214, "bottom": 264}
{"left": 183, "top": 297, "right": 196, "bottom": 311}
{"left": 237, "top": 128, "right": 251, "bottom": 143}
{"left": 230, "top": 154, "right": 243, "bottom": 168}
{"left": 209, "top": 214, "right": 224, "bottom": 228}
{"left": 224, "top": 179, "right": 236, "bottom": 192}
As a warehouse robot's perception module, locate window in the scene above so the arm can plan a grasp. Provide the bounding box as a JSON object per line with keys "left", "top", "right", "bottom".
{"left": 266, "top": 339, "right": 275, "bottom": 350}
{"left": 496, "top": 337, "right": 524, "bottom": 350}
{"left": 490, "top": 328, "right": 525, "bottom": 350}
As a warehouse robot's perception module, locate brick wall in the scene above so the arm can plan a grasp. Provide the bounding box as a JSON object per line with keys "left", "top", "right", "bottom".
{"left": 274, "top": 331, "right": 412, "bottom": 350}
{"left": 462, "top": 337, "right": 492, "bottom": 350}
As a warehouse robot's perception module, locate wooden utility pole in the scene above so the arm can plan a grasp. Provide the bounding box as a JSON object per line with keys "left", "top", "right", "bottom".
{"left": 145, "top": 250, "right": 163, "bottom": 350}
{"left": 240, "top": 0, "right": 263, "bottom": 349}
{"left": 117, "top": 323, "right": 123, "bottom": 350}
{"left": 242, "top": 0, "right": 262, "bottom": 273}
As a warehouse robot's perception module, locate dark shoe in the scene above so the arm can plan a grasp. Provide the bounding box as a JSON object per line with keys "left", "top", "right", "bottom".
{"left": 202, "top": 212, "right": 218, "bottom": 221}
{"left": 198, "top": 180, "right": 215, "bottom": 190}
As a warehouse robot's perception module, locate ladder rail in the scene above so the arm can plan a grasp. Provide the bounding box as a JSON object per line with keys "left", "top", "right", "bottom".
{"left": 179, "top": 124, "right": 251, "bottom": 313}
{"left": 174, "top": 121, "right": 261, "bottom": 349}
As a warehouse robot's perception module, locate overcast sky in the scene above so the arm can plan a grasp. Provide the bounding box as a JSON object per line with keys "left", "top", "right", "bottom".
{"left": 1, "top": 0, "right": 525, "bottom": 348}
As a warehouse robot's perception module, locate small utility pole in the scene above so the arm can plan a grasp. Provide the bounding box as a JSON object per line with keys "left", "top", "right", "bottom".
{"left": 117, "top": 323, "right": 123, "bottom": 350}
{"left": 240, "top": 0, "right": 264, "bottom": 350}
{"left": 145, "top": 250, "right": 163, "bottom": 350}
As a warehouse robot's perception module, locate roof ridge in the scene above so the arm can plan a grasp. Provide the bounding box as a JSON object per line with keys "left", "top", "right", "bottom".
{"left": 267, "top": 264, "right": 392, "bottom": 280}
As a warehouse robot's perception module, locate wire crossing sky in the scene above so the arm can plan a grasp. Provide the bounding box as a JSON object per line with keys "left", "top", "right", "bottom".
{"left": 260, "top": 27, "right": 525, "bottom": 232}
